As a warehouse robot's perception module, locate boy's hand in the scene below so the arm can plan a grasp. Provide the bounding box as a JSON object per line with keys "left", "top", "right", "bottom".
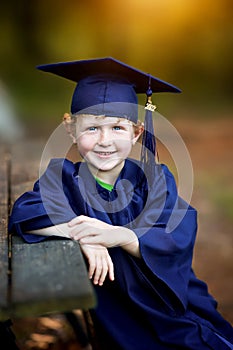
{"left": 80, "top": 243, "right": 114, "bottom": 286}
{"left": 68, "top": 215, "right": 137, "bottom": 248}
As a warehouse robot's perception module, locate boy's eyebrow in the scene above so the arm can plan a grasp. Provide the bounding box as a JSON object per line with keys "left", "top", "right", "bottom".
{"left": 110, "top": 119, "right": 132, "bottom": 125}
{"left": 82, "top": 119, "right": 132, "bottom": 126}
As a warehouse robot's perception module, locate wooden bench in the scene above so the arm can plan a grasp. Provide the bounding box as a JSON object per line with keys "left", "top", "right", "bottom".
{"left": 0, "top": 141, "right": 96, "bottom": 347}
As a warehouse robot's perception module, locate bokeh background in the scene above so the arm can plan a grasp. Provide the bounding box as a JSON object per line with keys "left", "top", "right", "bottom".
{"left": 1, "top": 0, "right": 233, "bottom": 132}
{"left": 1, "top": 0, "right": 232, "bottom": 348}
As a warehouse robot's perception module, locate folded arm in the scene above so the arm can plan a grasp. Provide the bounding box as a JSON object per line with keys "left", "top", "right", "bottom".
{"left": 68, "top": 215, "right": 141, "bottom": 258}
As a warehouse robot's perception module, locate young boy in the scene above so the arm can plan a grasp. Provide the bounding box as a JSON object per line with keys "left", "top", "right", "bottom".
{"left": 9, "top": 57, "right": 233, "bottom": 349}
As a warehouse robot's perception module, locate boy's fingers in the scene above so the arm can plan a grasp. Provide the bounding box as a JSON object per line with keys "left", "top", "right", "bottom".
{"left": 69, "top": 215, "right": 94, "bottom": 227}
{"left": 81, "top": 244, "right": 114, "bottom": 285}
{"left": 108, "top": 259, "right": 115, "bottom": 281}
{"left": 98, "top": 260, "right": 108, "bottom": 286}
{"left": 93, "top": 255, "right": 102, "bottom": 285}
{"left": 93, "top": 256, "right": 110, "bottom": 286}
{"left": 68, "top": 216, "right": 85, "bottom": 226}
{"left": 88, "top": 257, "right": 96, "bottom": 280}
{"left": 70, "top": 226, "right": 94, "bottom": 240}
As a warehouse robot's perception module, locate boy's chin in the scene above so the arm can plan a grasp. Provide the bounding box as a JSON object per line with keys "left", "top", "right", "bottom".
{"left": 92, "top": 160, "right": 125, "bottom": 172}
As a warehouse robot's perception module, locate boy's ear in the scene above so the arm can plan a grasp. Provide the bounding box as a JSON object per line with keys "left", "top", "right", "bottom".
{"left": 132, "top": 123, "right": 144, "bottom": 145}
{"left": 63, "top": 113, "right": 77, "bottom": 144}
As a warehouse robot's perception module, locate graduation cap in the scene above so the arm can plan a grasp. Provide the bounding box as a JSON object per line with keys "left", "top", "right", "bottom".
{"left": 37, "top": 57, "right": 181, "bottom": 177}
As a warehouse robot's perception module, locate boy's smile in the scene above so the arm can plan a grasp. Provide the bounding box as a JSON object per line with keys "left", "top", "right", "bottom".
{"left": 75, "top": 115, "right": 142, "bottom": 183}
{"left": 94, "top": 151, "right": 117, "bottom": 157}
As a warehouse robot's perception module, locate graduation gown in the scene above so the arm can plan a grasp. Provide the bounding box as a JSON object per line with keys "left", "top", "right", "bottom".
{"left": 9, "top": 158, "right": 233, "bottom": 349}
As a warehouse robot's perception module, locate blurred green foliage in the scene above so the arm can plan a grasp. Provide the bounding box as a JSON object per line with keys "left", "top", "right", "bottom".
{"left": 0, "top": 0, "right": 233, "bottom": 133}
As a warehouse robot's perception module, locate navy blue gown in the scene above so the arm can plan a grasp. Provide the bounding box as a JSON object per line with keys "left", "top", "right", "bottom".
{"left": 9, "top": 158, "right": 233, "bottom": 349}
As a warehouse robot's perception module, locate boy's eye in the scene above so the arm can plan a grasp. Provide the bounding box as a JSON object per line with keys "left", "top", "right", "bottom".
{"left": 113, "top": 125, "right": 123, "bottom": 131}
{"left": 88, "top": 126, "right": 97, "bottom": 131}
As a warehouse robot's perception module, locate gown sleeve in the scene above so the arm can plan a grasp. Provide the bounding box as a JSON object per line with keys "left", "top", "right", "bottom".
{"left": 132, "top": 164, "right": 198, "bottom": 312}
{"left": 8, "top": 158, "right": 77, "bottom": 243}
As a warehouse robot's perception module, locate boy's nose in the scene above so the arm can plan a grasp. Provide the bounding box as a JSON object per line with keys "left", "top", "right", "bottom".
{"left": 98, "top": 130, "right": 112, "bottom": 146}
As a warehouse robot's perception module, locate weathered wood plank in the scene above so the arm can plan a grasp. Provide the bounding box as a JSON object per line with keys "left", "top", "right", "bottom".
{"left": 11, "top": 236, "right": 95, "bottom": 317}
{"left": 0, "top": 146, "right": 9, "bottom": 318}
{"left": 9, "top": 140, "right": 95, "bottom": 318}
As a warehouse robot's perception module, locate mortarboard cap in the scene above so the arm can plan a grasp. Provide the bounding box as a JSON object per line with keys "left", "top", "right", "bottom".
{"left": 37, "top": 57, "right": 181, "bottom": 179}
{"left": 37, "top": 57, "right": 181, "bottom": 122}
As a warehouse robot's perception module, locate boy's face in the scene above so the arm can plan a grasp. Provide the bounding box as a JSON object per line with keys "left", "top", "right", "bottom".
{"left": 75, "top": 115, "right": 142, "bottom": 176}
